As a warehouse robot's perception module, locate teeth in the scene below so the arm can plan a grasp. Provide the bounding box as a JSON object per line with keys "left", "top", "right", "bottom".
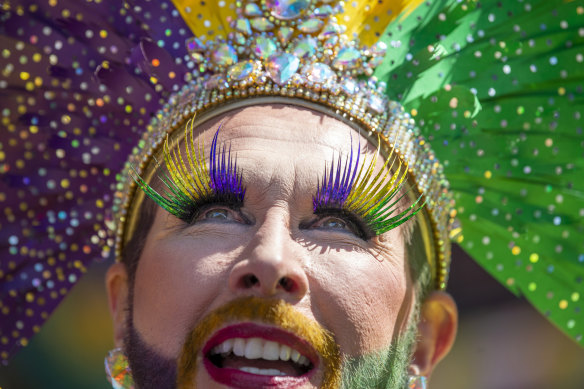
{"left": 233, "top": 338, "right": 246, "bottom": 357}
{"left": 244, "top": 337, "right": 263, "bottom": 359}
{"left": 210, "top": 338, "right": 311, "bottom": 367}
{"left": 218, "top": 338, "right": 233, "bottom": 354}
{"left": 263, "top": 340, "right": 280, "bottom": 361}
{"left": 239, "top": 366, "right": 286, "bottom": 376}
{"left": 279, "top": 344, "right": 291, "bottom": 361}
{"left": 298, "top": 355, "right": 309, "bottom": 366}
{"left": 291, "top": 349, "right": 301, "bottom": 363}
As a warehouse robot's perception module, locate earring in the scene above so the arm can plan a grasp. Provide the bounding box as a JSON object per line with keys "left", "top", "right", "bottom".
{"left": 105, "top": 348, "right": 135, "bottom": 389}
{"left": 407, "top": 375, "right": 428, "bottom": 389}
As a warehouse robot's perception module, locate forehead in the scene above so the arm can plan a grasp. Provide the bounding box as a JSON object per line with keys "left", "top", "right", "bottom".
{"left": 194, "top": 104, "right": 376, "bottom": 159}
{"left": 175, "top": 104, "right": 379, "bottom": 195}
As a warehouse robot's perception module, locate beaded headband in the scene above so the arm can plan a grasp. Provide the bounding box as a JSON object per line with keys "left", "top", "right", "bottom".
{"left": 112, "top": 0, "right": 458, "bottom": 290}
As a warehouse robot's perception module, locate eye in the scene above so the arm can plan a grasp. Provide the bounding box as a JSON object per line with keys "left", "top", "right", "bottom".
{"left": 204, "top": 209, "right": 230, "bottom": 220}
{"left": 304, "top": 210, "right": 374, "bottom": 241}
{"left": 317, "top": 216, "right": 348, "bottom": 230}
{"left": 189, "top": 205, "right": 248, "bottom": 225}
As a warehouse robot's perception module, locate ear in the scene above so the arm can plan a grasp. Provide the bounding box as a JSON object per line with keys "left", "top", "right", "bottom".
{"left": 105, "top": 262, "right": 130, "bottom": 348}
{"left": 410, "top": 291, "right": 458, "bottom": 377}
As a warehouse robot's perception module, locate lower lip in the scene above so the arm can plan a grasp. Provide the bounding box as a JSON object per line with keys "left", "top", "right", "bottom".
{"left": 202, "top": 323, "right": 316, "bottom": 389}
{"left": 203, "top": 360, "right": 310, "bottom": 389}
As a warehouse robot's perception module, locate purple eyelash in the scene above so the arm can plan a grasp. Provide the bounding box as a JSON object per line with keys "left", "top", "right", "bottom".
{"left": 313, "top": 141, "right": 360, "bottom": 209}
{"left": 131, "top": 123, "right": 245, "bottom": 222}
{"left": 313, "top": 140, "right": 424, "bottom": 237}
{"left": 209, "top": 129, "right": 246, "bottom": 202}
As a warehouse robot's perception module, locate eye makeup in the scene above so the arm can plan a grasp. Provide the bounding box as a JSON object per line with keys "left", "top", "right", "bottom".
{"left": 313, "top": 139, "right": 424, "bottom": 239}
{"left": 131, "top": 120, "right": 245, "bottom": 223}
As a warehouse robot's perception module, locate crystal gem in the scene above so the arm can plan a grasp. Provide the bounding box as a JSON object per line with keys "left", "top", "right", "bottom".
{"left": 318, "top": 22, "right": 341, "bottom": 39}
{"left": 332, "top": 47, "right": 361, "bottom": 69}
{"left": 252, "top": 37, "right": 277, "bottom": 59}
{"left": 298, "top": 18, "right": 324, "bottom": 33}
{"left": 367, "top": 94, "right": 385, "bottom": 114}
{"left": 250, "top": 17, "right": 275, "bottom": 31}
{"left": 266, "top": 53, "right": 300, "bottom": 85}
{"left": 341, "top": 78, "right": 359, "bottom": 94}
{"left": 292, "top": 36, "right": 317, "bottom": 59}
{"left": 277, "top": 27, "right": 294, "bottom": 45}
{"left": 266, "top": 0, "right": 310, "bottom": 20}
{"left": 211, "top": 43, "right": 238, "bottom": 67}
{"left": 190, "top": 52, "right": 204, "bottom": 63}
{"left": 233, "top": 32, "right": 247, "bottom": 45}
{"left": 235, "top": 18, "right": 252, "bottom": 35}
{"left": 227, "top": 60, "right": 258, "bottom": 81}
{"left": 324, "top": 36, "right": 338, "bottom": 48}
{"left": 302, "top": 62, "right": 336, "bottom": 84}
{"left": 313, "top": 5, "right": 333, "bottom": 17}
{"left": 368, "top": 55, "right": 384, "bottom": 68}
{"left": 371, "top": 41, "right": 388, "bottom": 56}
{"left": 204, "top": 74, "right": 223, "bottom": 89}
{"left": 186, "top": 37, "right": 206, "bottom": 52}
{"left": 245, "top": 3, "right": 263, "bottom": 17}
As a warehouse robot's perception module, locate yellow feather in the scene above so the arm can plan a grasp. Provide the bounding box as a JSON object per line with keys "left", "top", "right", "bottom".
{"left": 171, "top": 0, "right": 426, "bottom": 45}
{"left": 333, "top": 0, "right": 426, "bottom": 46}
{"left": 170, "top": 0, "right": 237, "bottom": 41}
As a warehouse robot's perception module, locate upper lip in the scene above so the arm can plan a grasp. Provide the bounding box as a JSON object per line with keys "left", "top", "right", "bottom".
{"left": 203, "top": 322, "right": 319, "bottom": 375}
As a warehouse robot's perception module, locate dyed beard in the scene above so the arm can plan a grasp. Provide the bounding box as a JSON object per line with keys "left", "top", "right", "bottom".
{"left": 123, "top": 299, "right": 418, "bottom": 389}
{"left": 340, "top": 315, "right": 419, "bottom": 389}
{"left": 124, "top": 300, "right": 177, "bottom": 389}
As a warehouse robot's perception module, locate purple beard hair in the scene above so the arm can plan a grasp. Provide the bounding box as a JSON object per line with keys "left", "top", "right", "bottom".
{"left": 124, "top": 300, "right": 177, "bottom": 389}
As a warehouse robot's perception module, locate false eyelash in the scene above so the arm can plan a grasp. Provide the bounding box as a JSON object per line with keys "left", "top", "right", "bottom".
{"left": 131, "top": 119, "right": 245, "bottom": 222}
{"left": 313, "top": 139, "right": 425, "bottom": 237}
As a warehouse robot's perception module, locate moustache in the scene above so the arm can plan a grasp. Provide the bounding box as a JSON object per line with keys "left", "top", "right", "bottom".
{"left": 176, "top": 296, "right": 341, "bottom": 389}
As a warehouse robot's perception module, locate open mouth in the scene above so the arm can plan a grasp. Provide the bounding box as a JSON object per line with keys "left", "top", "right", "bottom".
{"left": 203, "top": 323, "right": 317, "bottom": 388}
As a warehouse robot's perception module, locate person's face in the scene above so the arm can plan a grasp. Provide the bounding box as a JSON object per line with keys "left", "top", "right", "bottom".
{"left": 107, "top": 105, "right": 457, "bottom": 388}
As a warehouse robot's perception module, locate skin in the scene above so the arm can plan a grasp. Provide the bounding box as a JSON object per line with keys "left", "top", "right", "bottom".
{"left": 107, "top": 104, "right": 458, "bottom": 388}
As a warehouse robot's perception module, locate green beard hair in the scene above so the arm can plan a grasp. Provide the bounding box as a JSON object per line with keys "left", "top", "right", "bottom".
{"left": 340, "top": 316, "right": 419, "bottom": 389}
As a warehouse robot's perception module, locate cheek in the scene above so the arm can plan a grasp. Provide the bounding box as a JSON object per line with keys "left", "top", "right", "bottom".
{"left": 308, "top": 249, "right": 410, "bottom": 355}
{"left": 132, "top": 233, "right": 239, "bottom": 357}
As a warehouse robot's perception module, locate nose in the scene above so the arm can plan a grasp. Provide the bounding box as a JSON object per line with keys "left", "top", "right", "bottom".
{"left": 228, "top": 212, "right": 309, "bottom": 302}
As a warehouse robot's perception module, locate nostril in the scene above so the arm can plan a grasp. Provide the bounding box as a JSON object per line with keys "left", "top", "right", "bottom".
{"left": 242, "top": 274, "right": 259, "bottom": 288}
{"left": 278, "top": 277, "right": 295, "bottom": 293}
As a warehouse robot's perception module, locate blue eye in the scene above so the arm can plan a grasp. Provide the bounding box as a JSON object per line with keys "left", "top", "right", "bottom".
{"left": 320, "top": 217, "right": 347, "bottom": 230}
{"left": 204, "top": 209, "right": 230, "bottom": 220}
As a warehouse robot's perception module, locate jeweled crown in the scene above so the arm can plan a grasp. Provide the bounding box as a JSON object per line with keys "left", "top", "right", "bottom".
{"left": 113, "top": 0, "right": 457, "bottom": 289}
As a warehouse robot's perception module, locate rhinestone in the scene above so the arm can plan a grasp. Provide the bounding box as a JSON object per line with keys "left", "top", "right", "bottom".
{"left": 277, "top": 27, "right": 294, "bottom": 45}
{"left": 204, "top": 74, "right": 223, "bottom": 89}
{"left": 266, "top": 0, "right": 310, "bottom": 20}
{"left": 291, "top": 36, "right": 317, "bottom": 59}
{"left": 341, "top": 78, "right": 359, "bottom": 94}
{"left": 318, "top": 22, "right": 341, "bottom": 39}
{"left": 324, "top": 36, "right": 338, "bottom": 48}
{"left": 250, "top": 17, "right": 275, "bottom": 31}
{"left": 244, "top": 3, "right": 263, "bottom": 17}
{"left": 211, "top": 43, "right": 238, "bottom": 66}
{"left": 332, "top": 47, "right": 361, "bottom": 69}
{"left": 298, "top": 18, "right": 324, "bottom": 33}
{"left": 313, "top": 5, "right": 333, "bottom": 17}
{"left": 266, "top": 53, "right": 300, "bottom": 85}
{"left": 367, "top": 94, "right": 385, "bottom": 114}
{"left": 371, "top": 41, "right": 387, "bottom": 56}
{"left": 302, "top": 62, "right": 336, "bottom": 84}
{"left": 368, "top": 55, "right": 384, "bottom": 68}
{"left": 235, "top": 18, "right": 252, "bottom": 35}
{"left": 227, "top": 60, "right": 259, "bottom": 81}
{"left": 186, "top": 37, "right": 206, "bottom": 52}
{"left": 190, "top": 52, "right": 204, "bottom": 63}
{"left": 251, "top": 37, "right": 277, "bottom": 59}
